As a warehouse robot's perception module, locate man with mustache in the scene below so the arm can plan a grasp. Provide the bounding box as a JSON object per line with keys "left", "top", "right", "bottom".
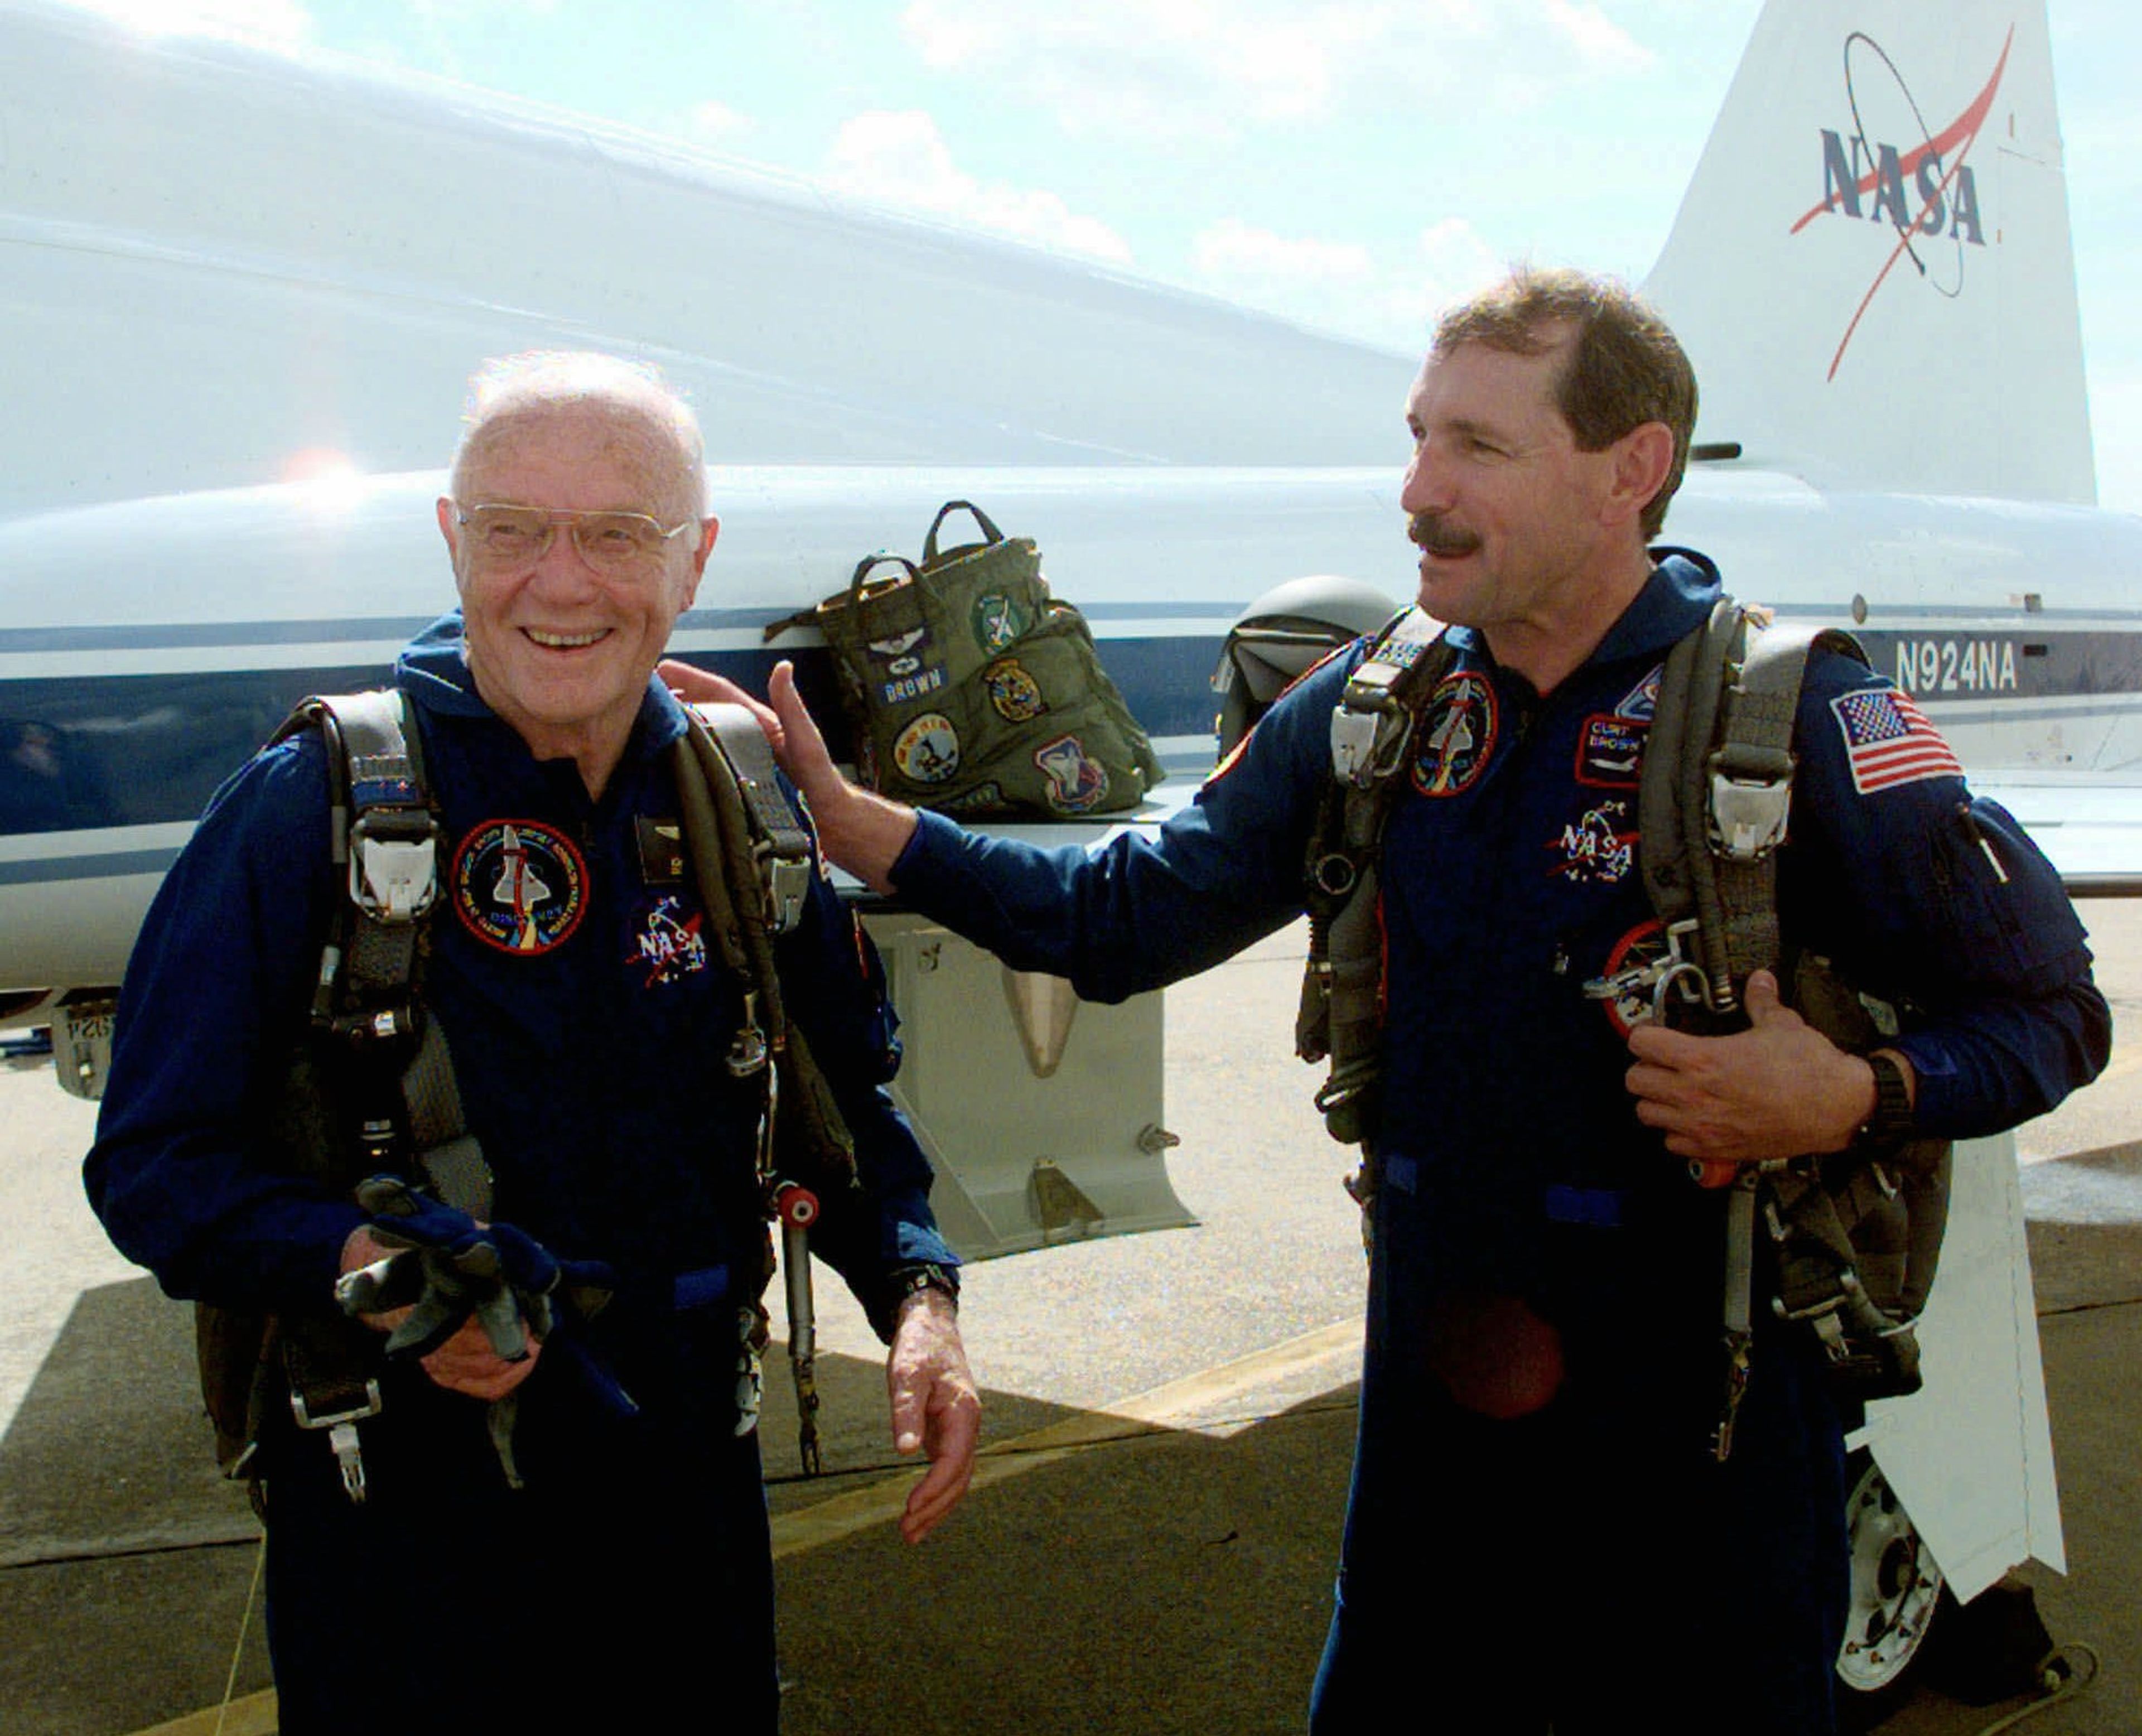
{"left": 673, "top": 269, "right": 2107, "bottom": 1730}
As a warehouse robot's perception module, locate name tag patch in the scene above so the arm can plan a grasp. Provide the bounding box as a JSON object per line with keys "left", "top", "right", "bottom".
{"left": 1575, "top": 713, "right": 1646, "bottom": 788}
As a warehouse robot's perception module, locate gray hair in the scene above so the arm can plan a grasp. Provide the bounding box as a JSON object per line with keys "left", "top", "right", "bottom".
{"left": 450, "top": 351, "right": 707, "bottom": 517}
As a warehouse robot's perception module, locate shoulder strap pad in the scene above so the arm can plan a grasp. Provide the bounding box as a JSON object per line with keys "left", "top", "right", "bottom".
{"left": 1638, "top": 604, "right": 1856, "bottom": 1018}
{"left": 1329, "top": 606, "right": 1451, "bottom": 787}
{"left": 274, "top": 690, "right": 440, "bottom": 927}
{"left": 688, "top": 703, "right": 814, "bottom": 935}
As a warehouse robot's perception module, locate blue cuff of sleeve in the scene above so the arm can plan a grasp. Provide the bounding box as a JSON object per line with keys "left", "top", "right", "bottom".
{"left": 1888, "top": 1034, "right": 1973, "bottom": 1140}
{"left": 890, "top": 807, "right": 962, "bottom": 898}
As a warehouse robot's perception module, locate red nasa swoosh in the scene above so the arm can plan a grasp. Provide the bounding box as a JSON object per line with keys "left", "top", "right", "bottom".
{"left": 1791, "top": 25, "right": 2014, "bottom": 380}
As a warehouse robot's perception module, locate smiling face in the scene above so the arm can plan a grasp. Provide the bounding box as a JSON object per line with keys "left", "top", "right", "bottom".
{"left": 438, "top": 401, "right": 716, "bottom": 791}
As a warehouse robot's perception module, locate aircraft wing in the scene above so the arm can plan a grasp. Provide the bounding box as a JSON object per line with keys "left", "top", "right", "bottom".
{"left": 1972, "top": 783, "right": 2142, "bottom": 895}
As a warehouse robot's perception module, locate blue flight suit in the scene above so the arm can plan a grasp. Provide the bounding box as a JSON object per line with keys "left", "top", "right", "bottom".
{"left": 887, "top": 552, "right": 2108, "bottom": 1732}
{"left": 87, "top": 615, "right": 957, "bottom": 1734}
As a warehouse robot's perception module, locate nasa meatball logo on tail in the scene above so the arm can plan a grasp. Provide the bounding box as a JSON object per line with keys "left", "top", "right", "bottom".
{"left": 1794, "top": 27, "right": 2009, "bottom": 381}
{"left": 1643, "top": 1, "right": 2093, "bottom": 506}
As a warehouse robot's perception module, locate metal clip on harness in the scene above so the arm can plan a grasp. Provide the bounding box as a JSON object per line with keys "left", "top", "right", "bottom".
{"left": 349, "top": 809, "right": 442, "bottom": 923}
{"left": 291, "top": 1380, "right": 383, "bottom": 1503}
{"left": 1706, "top": 741, "right": 1795, "bottom": 862}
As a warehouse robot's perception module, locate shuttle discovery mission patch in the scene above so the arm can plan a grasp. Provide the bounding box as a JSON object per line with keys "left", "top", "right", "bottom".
{"left": 453, "top": 819, "right": 587, "bottom": 954}
{"left": 1410, "top": 670, "right": 1496, "bottom": 798}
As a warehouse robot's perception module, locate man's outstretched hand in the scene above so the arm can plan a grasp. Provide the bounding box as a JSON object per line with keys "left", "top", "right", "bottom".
{"left": 658, "top": 658, "right": 920, "bottom": 889}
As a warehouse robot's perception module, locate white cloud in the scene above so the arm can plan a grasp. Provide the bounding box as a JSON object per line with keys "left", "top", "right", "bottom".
{"left": 1188, "top": 214, "right": 1504, "bottom": 350}
{"left": 1194, "top": 218, "right": 1377, "bottom": 286}
{"left": 679, "top": 100, "right": 756, "bottom": 145}
{"left": 1544, "top": 0, "right": 1652, "bottom": 73}
{"left": 61, "top": 0, "right": 311, "bottom": 46}
{"left": 900, "top": 0, "right": 1652, "bottom": 141}
{"left": 824, "top": 110, "right": 1135, "bottom": 264}
{"left": 408, "top": 0, "right": 562, "bottom": 16}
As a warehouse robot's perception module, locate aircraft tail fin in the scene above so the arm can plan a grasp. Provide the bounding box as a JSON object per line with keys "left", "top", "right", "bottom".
{"left": 1643, "top": 0, "right": 2095, "bottom": 504}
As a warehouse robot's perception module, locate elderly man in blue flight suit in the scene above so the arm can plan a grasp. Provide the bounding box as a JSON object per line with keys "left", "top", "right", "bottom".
{"left": 86, "top": 354, "right": 980, "bottom": 1733}
{"left": 675, "top": 269, "right": 2109, "bottom": 1731}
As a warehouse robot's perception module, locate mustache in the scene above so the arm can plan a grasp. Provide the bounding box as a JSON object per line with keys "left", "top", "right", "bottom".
{"left": 1408, "top": 513, "right": 1482, "bottom": 558}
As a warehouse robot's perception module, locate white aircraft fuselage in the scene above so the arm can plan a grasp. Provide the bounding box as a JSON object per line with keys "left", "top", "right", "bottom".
{"left": 0, "top": 0, "right": 2128, "bottom": 1665}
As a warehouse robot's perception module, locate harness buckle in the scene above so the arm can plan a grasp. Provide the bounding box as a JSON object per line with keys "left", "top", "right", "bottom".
{"left": 763, "top": 851, "right": 811, "bottom": 934}
{"left": 349, "top": 811, "right": 442, "bottom": 923}
{"left": 1329, "top": 689, "right": 1416, "bottom": 789}
{"left": 1329, "top": 700, "right": 1385, "bottom": 785}
{"left": 291, "top": 1379, "right": 383, "bottom": 1504}
{"left": 1706, "top": 744, "right": 1795, "bottom": 861}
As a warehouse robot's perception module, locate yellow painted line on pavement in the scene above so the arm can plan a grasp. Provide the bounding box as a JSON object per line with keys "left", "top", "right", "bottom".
{"left": 131, "top": 1692, "right": 278, "bottom": 1735}
{"left": 132, "top": 1320, "right": 1363, "bottom": 1733}
{"left": 771, "top": 1316, "right": 1362, "bottom": 1558}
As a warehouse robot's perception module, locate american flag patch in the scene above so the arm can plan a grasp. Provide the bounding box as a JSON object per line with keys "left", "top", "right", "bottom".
{"left": 1830, "top": 687, "right": 1964, "bottom": 794}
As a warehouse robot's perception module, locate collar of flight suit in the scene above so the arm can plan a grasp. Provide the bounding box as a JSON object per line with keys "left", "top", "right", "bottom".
{"left": 1435, "top": 547, "right": 1725, "bottom": 684}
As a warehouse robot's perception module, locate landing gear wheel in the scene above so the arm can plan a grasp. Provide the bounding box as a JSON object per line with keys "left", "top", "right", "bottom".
{"left": 1835, "top": 1449, "right": 1952, "bottom": 1730}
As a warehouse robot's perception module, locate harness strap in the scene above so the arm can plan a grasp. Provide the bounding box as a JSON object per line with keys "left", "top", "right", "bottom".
{"left": 248, "top": 693, "right": 477, "bottom": 1496}
{"left": 1672, "top": 600, "right": 1740, "bottom": 1016}
{"left": 1706, "top": 616, "right": 1863, "bottom": 997}
{"left": 1641, "top": 606, "right": 1948, "bottom": 1421}
{"left": 674, "top": 702, "right": 858, "bottom": 1477}
{"left": 1299, "top": 610, "right": 1457, "bottom": 1148}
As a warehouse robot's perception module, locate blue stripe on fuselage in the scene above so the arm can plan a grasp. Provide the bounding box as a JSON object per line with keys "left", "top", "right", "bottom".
{"left": 0, "top": 637, "right": 1228, "bottom": 839}
{"left": 0, "top": 848, "right": 184, "bottom": 886}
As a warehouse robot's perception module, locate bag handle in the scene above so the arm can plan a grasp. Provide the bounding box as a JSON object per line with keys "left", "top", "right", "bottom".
{"left": 760, "top": 552, "right": 919, "bottom": 643}
{"left": 921, "top": 500, "right": 1004, "bottom": 566}
{"left": 848, "top": 551, "right": 920, "bottom": 605}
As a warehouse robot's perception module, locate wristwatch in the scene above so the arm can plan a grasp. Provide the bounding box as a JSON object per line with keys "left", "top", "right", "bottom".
{"left": 887, "top": 1261, "right": 961, "bottom": 1310}
{"left": 1851, "top": 1052, "right": 1914, "bottom": 1152}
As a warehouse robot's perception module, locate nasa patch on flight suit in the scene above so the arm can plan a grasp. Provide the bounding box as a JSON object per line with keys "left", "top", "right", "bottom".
{"left": 1410, "top": 669, "right": 1497, "bottom": 797}
{"left": 1551, "top": 797, "right": 1637, "bottom": 885}
{"left": 627, "top": 894, "right": 709, "bottom": 986}
{"left": 452, "top": 819, "right": 587, "bottom": 955}
{"left": 1574, "top": 713, "right": 1646, "bottom": 788}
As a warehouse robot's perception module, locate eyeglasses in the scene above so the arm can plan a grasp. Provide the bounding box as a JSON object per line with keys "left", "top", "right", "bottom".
{"left": 452, "top": 502, "right": 700, "bottom": 572}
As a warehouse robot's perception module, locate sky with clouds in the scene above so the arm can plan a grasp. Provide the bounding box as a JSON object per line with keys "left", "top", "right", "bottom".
{"left": 49, "top": 0, "right": 2142, "bottom": 511}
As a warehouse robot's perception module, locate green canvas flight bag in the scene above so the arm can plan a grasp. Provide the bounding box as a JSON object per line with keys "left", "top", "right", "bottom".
{"left": 769, "top": 500, "right": 1164, "bottom": 818}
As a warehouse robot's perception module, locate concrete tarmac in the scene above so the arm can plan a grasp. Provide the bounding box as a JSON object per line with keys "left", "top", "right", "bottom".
{"left": 4, "top": 908, "right": 2140, "bottom": 1735}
